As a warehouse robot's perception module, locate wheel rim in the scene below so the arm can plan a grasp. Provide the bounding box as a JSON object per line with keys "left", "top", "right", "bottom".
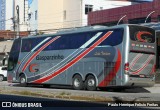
{"left": 0, "top": 76, "right": 3, "bottom": 81}
{"left": 20, "top": 77, "right": 26, "bottom": 84}
{"left": 88, "top": 79, "right": 95, "bottom": 87}
{"left": 74, "top": 78, "right": 80, "bottom": 87}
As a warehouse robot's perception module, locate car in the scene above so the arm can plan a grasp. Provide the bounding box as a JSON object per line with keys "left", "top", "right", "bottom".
{"left": 0, "top": 66, "right": 7, "bottom": 82}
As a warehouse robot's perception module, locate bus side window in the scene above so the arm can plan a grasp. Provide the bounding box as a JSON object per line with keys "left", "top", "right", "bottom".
{"left": 69, "top": 33, "right": 87, "bottom": 49}
{"left": 22, "top": 39, "right": 32, "bottom": 52}
{"left": 31, "top": 37, "right": 45, "bottom": 51}
{"left": 100, "top": 29, "right": 123, "bottom": 46}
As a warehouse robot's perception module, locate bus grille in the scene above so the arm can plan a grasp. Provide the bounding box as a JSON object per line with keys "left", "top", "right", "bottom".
{"left": 104, "top": 62, "right": 116, "bottom": 86}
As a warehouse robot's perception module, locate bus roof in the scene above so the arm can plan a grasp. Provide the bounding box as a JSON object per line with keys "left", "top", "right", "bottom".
{"left": 21, "top": 24, "right": 151, "bottom": 40}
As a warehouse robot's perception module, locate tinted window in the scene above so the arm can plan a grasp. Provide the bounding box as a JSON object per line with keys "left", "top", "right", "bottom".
{"left": 44, "top": 29, "right": 123, "bottom": 50}
{"left": 2, "top": 67, "right": 7, "bottom": 70}
{"left": 99, "top": 29, "right": 123, "bottom": 46}
{"left": 11, "top": 39, "right": 21, "bottom": 53}
{"left": 129, "top": 26, "right": 155, "bottom": 43}
{"left": 21, "top": 28, "right": 123, "bottom": 52}
{"left": 8, "top": 39, "right": 21, "bottom": 71}
{"left": 21, "top": 37, "right": 45, "bottom": 52}
{"left": 44, "top": 32, "right": 93, "bottom": 50}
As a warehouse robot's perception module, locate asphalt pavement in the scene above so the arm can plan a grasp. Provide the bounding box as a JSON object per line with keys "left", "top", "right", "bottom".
{"left": 0, "top": 81, "right": 160, "bottom": 110}
{"left": 0, "top": 94, "right": 159, "bottom": 110}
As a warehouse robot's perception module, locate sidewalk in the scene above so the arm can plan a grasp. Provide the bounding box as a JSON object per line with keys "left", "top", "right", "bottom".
{"left": 154, "top": 84, "right": 160, "bottom": 87}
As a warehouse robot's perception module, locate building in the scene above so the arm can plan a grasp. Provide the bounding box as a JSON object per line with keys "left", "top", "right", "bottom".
{"left": 28, "top": 0, "right": 132, "bottom": 34}
{"left": 0, "top": 0, "right": 29, "bottom": 31}
{"left": 88, "top": 0, "right": 160, "bottom": 26}
{"left": 13, "top": 0, "right": 29, "bottom": 31}
{"left": 0, "top": 0, "right": 13, "bottom": 30}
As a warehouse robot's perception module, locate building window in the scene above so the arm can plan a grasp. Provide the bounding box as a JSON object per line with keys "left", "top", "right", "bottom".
{"left": 35, "top": 10, "right": 37, "bottom": 20}
{"left": 63, "top": 10, "right": 66, "bottom": 20}
{"left": 100, "top": 7, "right": 103, "bottom": 10}
{"left": 85, "top": 5, "right": 93, "bottom": 15}
{"left": 1, "top": 10, "right": 4, "bottom": 14}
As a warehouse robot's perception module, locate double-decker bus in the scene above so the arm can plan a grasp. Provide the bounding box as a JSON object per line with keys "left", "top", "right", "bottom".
{"left": 7, "top": 24, "right": 156, "bottom": 91}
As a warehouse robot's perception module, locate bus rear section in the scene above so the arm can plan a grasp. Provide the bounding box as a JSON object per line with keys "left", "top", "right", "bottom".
{"left": 125, "top": 25, "right": 156, "bottom": 87}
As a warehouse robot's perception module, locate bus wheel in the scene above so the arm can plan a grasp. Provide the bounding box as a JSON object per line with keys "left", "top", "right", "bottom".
{"left": 72, "top": 75, "right": 84, "bottom": 90}
{"left": 0, "top": 75, "right": 4, "bottom": 82}
{"left": 85, "top": 75, "right": 96, "bottom": 91}
{"left": 19, "top": 74, "right": 27, "bottom": 87}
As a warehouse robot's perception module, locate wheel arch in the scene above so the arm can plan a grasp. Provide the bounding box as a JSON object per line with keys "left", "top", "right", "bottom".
{"left": 72, "top": 73, "right": 84, "bottom": 81}
{"left": 19, "top": 72, "right": 27, "bottom": 82}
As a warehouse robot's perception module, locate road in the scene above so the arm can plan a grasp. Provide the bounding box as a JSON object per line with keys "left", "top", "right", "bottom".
{"left": 0, "top": 94, "right": 159, "bottom": 110}
{"left": 1, "top": 81, "right": 160, "bottom": 101}
{"left": 0, "top": 81, "right": 160, "bottom": 110}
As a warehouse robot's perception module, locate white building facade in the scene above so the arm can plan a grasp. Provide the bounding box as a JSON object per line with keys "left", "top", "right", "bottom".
{"left": 0, "top": 0, "right": 29, "bottom": 31}
{"left": 13, "top": 0, "right": 29, "bottom": 31}
{"left": 0, "top": 0, "right": 13, "bottom": 30}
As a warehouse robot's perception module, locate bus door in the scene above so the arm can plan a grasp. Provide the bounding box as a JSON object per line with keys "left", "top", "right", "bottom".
{"left": 128, "top": 26, "right": 156, "bottom": 77}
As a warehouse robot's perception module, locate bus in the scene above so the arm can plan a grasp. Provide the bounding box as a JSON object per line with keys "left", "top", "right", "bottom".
{"left": 7, "top": 24, "right": 156, "bottom": 91}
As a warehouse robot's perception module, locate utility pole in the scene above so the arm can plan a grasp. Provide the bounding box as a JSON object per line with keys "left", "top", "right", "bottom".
{"left": 16, "top": 5, "right": 20, "bottom": 38}
{"left": 13, "top": 0, "right": 16, "bottom": 39}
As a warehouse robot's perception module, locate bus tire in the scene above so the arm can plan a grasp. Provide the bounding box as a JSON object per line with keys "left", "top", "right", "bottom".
{"left": 72, "top": 75, "right": 84, "bottom": 90}
{"left": 85, "top": 75, "right": 97, "bottom": 91}
{"left": 19, "top": 74, "right": 27, "bottom": 87}
{"left": 0, "top": 75, "right": 4, "bottom": 82}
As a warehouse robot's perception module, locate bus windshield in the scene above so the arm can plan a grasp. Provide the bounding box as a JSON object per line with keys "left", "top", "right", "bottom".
{"left": 8, "top": 38, "right": 21, "bottom": 71}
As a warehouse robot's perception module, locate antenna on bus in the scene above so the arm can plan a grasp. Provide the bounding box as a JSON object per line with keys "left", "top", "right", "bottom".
{"left": 117, "top": 15, "right": 126, "bottom": 25}
{"left": 145, "top": 11, "right": 155, "bottom": 23}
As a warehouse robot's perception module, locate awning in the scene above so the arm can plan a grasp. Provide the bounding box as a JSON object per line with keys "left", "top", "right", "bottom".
{"left": 0, "top": 40, "right": 13, "bottom": 53}
{"left": 141, "top": 22, "right": 160, "bottom": 32}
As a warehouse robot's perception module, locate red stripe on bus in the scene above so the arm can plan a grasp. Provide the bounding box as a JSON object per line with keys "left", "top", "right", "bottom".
{"left": 131, "top": 55, "right": 153, "bottom": 74}
{"left": 150, "top": 64, "right": 156, "bottom": 75}
{"left": 22, "top": 36, "right": 60, "bottom": 72}
{"left": 130, "top": 54, "right": 142, "bottom": 69}
{"left": 32, "top": 31, "right": 113, "bottom": 83}
{"left": 98, "top": 49, "right": 121, "bottom": 87}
